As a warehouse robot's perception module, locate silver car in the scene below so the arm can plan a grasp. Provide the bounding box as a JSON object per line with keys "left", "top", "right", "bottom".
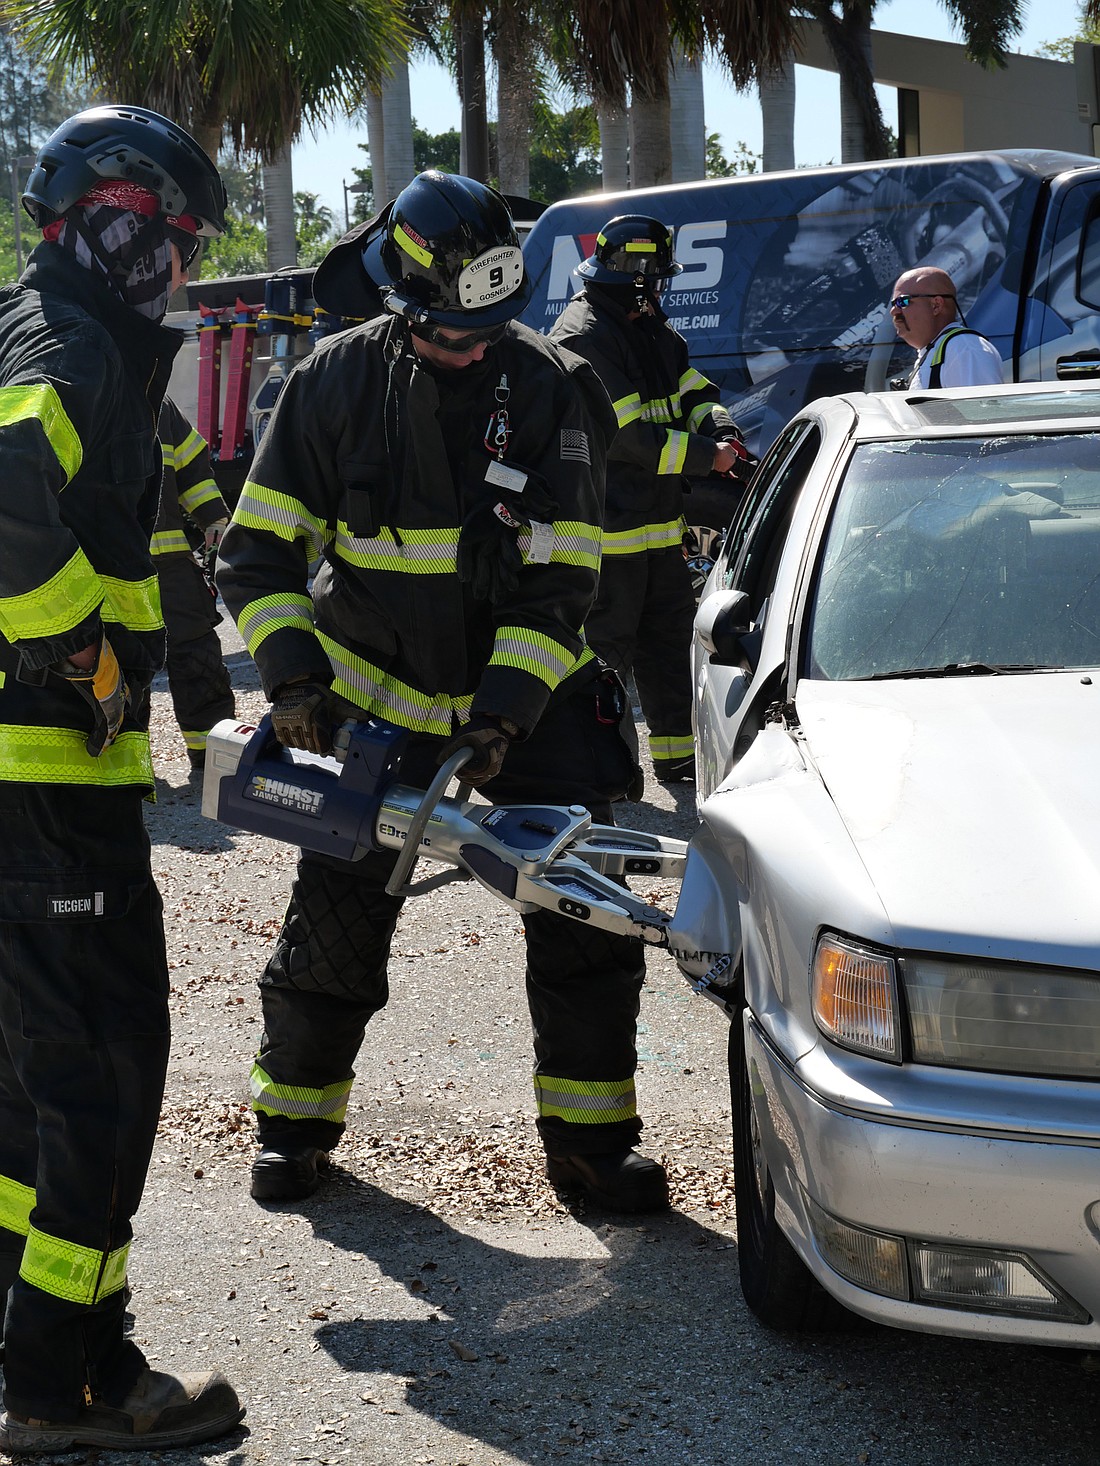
{"left": 676, "top": 381, "right": 1100, "bottom": 1346}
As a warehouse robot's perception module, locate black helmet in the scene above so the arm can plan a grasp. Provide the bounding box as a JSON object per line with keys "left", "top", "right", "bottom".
{"left": 378, "top": 170, "right": 532, "bottom": 328}
{"left": 577, "top": 215, "right": 682, "bottom": 285}
{"left": 22, "top": 105, "right": 226, "bottom": 235}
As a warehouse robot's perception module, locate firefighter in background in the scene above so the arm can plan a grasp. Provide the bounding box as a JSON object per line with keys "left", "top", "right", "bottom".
{"left": 549, "top": 216, "right": 750, "bottom": 784}
{"left": 217, "top": 171, "right": 669, "bottom": 1215}
{"left": 153, "top": 397, "right": 235, "bottom": 771}
{"left": 0, "top": 106, "right": 243, "bottom": 1452}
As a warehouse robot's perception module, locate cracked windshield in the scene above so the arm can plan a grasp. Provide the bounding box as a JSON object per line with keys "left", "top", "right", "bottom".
{"left": 808, "top": 432, "right": 1100, "bottom": 679}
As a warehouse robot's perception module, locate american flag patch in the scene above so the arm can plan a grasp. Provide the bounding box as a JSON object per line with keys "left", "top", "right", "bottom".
{"left": 560, "top": 428, "right": 590, "bottom": 464}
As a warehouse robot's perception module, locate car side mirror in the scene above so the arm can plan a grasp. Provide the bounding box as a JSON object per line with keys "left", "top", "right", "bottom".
{"left": 694, "top": 588, "right": 755, "bottom": 667}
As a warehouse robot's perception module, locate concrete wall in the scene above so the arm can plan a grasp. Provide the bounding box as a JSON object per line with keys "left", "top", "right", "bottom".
{"left": 795, "top": 22, "right": 1098, "bottom": 159}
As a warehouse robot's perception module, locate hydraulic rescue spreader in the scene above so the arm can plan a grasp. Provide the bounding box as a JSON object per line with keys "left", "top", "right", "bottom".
{"left": 202, "top": 715, "right": 689, "bottom": 946}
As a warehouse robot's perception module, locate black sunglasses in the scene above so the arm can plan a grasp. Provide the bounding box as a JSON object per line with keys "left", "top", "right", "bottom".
{"left": 890, "top": 292, "right": 955, "bottom": 310}
{"left": 165, "top": 224, "right": 200, "bottom": 271}
{"left": 411, "top": 319, "right": 508, "bottom": 353}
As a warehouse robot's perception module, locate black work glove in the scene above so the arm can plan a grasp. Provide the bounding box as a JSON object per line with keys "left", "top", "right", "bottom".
{"left": 54, "top": 636, "right": 131, "bottom": 757}
{"left": 457, "top": 469, "right": 558, "bottom": 603}
{"left": 437, "top": 713, "right": 520, "bottom": 787}
{"left": 270, "top": 679, "right": 338, "bottom": 756}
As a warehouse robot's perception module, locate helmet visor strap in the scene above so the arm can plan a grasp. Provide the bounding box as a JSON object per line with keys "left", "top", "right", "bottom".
{"left": 409, "top": 319, "right": 508, "bottom": 353}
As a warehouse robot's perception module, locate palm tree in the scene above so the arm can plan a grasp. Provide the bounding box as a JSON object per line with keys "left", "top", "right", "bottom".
{"left": 0, "top": 0, "right": 407, "bottom": 266}
{"left": 799, "top": 0, "right": 1026, "bottom": 162}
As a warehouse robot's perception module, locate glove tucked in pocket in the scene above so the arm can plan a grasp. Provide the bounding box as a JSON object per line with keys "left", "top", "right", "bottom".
{"left": 53, "top": 637, "right": 130, "bottom": 757}
{"left": 457, "top": 465, "right": 558, "bottom": 602}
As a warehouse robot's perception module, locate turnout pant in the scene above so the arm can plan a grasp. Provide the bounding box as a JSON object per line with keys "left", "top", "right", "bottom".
{"left": 585, "top": 546, "right": 696, "bottom": 777}
{"left": 0, "top": 784, "right": 169, "bottom": 1421}
{"left": 157, "top": 555, "right": 235, "bottom": 758}
{"left": 251, "top": 668, "right": 648, "bottom": 1158}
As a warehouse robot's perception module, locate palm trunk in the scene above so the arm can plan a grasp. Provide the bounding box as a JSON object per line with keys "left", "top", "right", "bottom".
{"left": 669, "top": 41, "right": 705, "bottom": 183}
{"left": 382, "top": 54, "right": 415, "bottom": 198}
{"left": 598, "top": 102, "right": 629, "bottom": 191}
{"left": 365, "top": 88, "right": 387, "bottom": 208}
{"left": 760, "top": 61, "right": 795, "bottom": 173}
{"left": 814, "top": 0, "right": 889, "bottom": 163}
{"left": 629, "top": 76, "right": 672, "bottom": 190}
{"left": 495, "top": 9, "right": 533, "bottom": 197}
{"left": 263, "top": 145, "right": 297, "bottom": 270}
{"left": 457, "top": 12, "right": 490, "bottom": 182}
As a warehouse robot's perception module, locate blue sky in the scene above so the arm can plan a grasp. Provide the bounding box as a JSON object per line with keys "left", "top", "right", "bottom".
{"left": 292, "top": 0, "right": 1086, "bottom": 226}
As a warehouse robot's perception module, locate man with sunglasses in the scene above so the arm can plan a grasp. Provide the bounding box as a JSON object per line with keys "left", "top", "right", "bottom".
{"left": 217, "top": 171, "right": 671, "bottom": 1215}
{"left": 890, "top": 266, "right": 1003, "bottom": 388}
{"left": 0, "top": 106, "right": 244, "bottom": 1451}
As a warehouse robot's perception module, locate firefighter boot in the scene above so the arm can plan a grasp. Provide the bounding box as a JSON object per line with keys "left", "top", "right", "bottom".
{"left": 546, "top": 1149, "right": 670, "bottom": 1212}
{"left": 0, "top": 1367, "right": 244, "bottom": 1453}
{"left": 251, "top": 1143, "right": 330, "bottom": 1201}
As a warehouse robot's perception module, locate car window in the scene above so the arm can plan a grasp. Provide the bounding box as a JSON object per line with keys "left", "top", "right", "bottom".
{"left": 720, "top": 419, "right": 813, "bottom": 576}
{"left": 725, "top": 424, "right": 822, "bottom": 619}
{"left": 806, "top": 432, "right": 1100, "bottom": 678}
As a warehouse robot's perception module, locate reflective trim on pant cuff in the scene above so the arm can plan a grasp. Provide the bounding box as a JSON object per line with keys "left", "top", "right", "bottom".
{"left": 20, "top": 1225, "right": 129, "bottom": 1304}
{"left": 534, "top": 1074, "right": 638, "bottom": 1124}
{"left": 0, "top": 1174, "right": 34, "bottom": 1237}
{"left": 250, "top": 1060, "right": 352, "bottom": 1123}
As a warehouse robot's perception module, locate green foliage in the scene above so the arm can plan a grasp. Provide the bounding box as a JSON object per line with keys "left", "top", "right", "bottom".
{"left": 705, "top": 134, "right": 761, "bottom": 176}
{"left": 1037, "top": 5, "right": 1100, "bottom": 60}
{"left": 527, "top": 103, "right": 601, "bottom": 202}
{"left": 294, "top": 191, "right": 337, "bottom": 265}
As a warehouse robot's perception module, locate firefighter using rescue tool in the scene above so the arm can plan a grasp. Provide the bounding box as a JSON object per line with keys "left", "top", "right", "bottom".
{"left": 216, "top": 170, "right": 671, "bottom": 1215}
{"left": 0, "top": 106, "right": 243, "bottom": 1454}
{"left": 550, "top": 215, "right": 752, "bottom": 785}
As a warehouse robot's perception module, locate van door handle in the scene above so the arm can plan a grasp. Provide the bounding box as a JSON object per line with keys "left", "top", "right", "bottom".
{"left": 1056, "top": 350, "right": 1100, "bottom": 379}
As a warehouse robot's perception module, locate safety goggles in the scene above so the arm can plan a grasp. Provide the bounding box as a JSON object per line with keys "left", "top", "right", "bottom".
{"left": 890, "top": 292, "right": 955, "bottom": 310}
{"left": 165, "top": 223, "right": 200, "bottom": 271}
{"left": 410, "top": 319, "right": 508, "bottom": 353}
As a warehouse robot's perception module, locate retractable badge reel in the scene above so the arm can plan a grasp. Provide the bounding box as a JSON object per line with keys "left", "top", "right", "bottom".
{"left": 482, "top": 375, "right": 554, "bottom": 561}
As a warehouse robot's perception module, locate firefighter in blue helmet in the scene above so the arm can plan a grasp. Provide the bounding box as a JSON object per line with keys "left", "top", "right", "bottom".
{"left": 0, "top": 105, "right": 243, "bottom": 1452}
{"left": 217, "top": 171, "right": 670, "bottom": 1215}
{"left": 550, "top": 215, "right": 751, "bottom": 783}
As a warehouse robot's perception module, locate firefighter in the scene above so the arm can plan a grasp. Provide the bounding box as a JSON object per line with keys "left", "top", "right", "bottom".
{"left": 0, "top": 106, "right": 243, "bottom": 1451}
{"left": 152, "top": 397, "right": 235, "bottom": 771}
{"left": 549, "top": 216, "right": 750, "bottom": 784}
{"left": 217, "top": 171, "right": 669, "bottom": 1215}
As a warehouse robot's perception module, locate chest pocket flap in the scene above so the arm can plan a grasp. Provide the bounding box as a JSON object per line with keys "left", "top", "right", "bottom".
{"left": 339, "top": 461, "right": 387, "bottom": 538}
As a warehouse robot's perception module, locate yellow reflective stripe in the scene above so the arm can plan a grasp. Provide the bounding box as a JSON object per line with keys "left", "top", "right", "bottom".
{"left": 658, "top": 429, "right": 690, "bottom": 475}
{"left": 686, "top": 401, "right": 717, "bottom": 432}
{"left": 613, "top": 391, "right": 644, "bottom": 428}
{"left": 0, "top": 383, "right": 82, "bottom": 484}
{"left": 679, "top": 367, "right": 710, "bottom": 395}
{"left": 100, "top": 575, "right": 162, "bottom": 633}
{"left": 21, "top": 1224, "right": 128, "bottom": 1304}
{"left": 0, "top": 546, "right": 102, "bottom": 641}
{"left": 394, "top": 221, "right": 434, "bottom": 269}
{"left": 602, "top": 518, "right": 685, "bottom": 556}
{"left": 487, "top": 627, "right": 579, "bottom": 690}
{"left": 0, "top": 1174, "right": 34, "bottom": 1238}
{"left": 624, "top": 240, "right": 657, "bottom": 253}
{"left": 170, "top": 426, "right": 206, "bottom": 472}
{"left": 233, "top": 482, "right": 331, "bottom": 555}
{"left": 534, "top": 1074, "right": 637, "bottom": 1124}
{"left": 179, "top": 481, "right": 221, "bottom": 516}
{"left": 250, "top": 1061, "right": 351, "bottom": 1123}
{"left": 0, "top": 725, "right": 153, "bottom": 787}
{"left": 650, "top": 733, "right": 694, "bottom": 760}
{"left": 519, "top": 519, "right": 601, "bottom": 570}
{"left": 236, "top": 593, "right": 315, "bottom": 658}
{"left": 317, "top": 631, "right": 470, "bottom": 735}
{"left": 334, "top": 523, "right": 460, "bottom": 573}
{"left": 150, "top": 529, "right": 192, "bottom": 556}
{"left": 183, "top": 730, "right": 208, "bottom": 752}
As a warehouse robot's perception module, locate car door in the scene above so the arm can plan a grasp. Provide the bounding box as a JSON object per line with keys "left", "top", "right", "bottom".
{"left": 693, "top": 416, "right": 823, "bottom": 797}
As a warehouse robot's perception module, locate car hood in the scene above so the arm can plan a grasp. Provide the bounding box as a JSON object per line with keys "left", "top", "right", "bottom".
{"left": 796, "top": 673, "right": 1100, "bottom": 960}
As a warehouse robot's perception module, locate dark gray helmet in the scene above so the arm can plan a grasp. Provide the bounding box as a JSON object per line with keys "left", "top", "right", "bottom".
{"left": 576, "top": 215, "right": 682, "bottom": 285}
{"left": 22, "top": 104, "right": 226, "bottom": 235}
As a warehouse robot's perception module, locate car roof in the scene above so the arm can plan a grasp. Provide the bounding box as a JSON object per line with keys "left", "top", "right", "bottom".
{"left": 803, "top": 381, "right": 1100, "bottom": 440}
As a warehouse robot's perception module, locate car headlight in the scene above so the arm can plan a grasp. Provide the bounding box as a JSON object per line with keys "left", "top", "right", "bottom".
{"left": 902, "top": 954, "right": 1100, "bottom": 1079}
{"left": 812, "top": 933, "right": 902, "bottom": 1062}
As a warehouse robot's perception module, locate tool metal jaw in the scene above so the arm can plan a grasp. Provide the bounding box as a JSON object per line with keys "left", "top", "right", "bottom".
{"left": 203, "top": 715, "right": 719, "bottom": 966}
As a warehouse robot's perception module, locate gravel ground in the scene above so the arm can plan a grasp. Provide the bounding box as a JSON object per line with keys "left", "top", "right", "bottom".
{"left": 5, "top": 618, "right": 1098, "bottom": 1466}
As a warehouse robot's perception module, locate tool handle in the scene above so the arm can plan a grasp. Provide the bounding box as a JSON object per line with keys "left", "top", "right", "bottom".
{"left": 384, "top": 746, "right": 473, "bottom": 896}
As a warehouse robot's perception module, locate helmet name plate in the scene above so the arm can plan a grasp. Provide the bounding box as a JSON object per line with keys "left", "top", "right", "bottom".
{"left": 459, "top": 246, "right": 524, "bottom": 309}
